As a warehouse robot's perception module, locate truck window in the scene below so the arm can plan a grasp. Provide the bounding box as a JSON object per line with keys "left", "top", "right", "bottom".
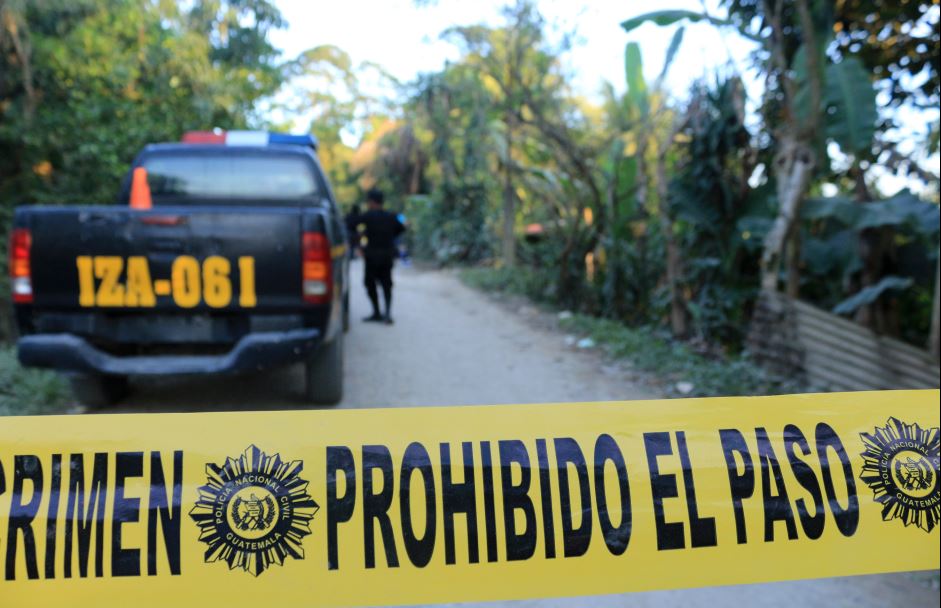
{"left": 142, "top": 153, "right": 319, "bottom": 205}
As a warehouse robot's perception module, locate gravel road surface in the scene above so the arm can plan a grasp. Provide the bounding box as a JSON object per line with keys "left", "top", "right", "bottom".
{"left": 117, "top": 262, "right": 656, "bottom": 411}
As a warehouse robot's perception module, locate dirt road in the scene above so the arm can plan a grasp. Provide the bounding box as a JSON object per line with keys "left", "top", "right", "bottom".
{"left": 113, "top": 264, "right": 937, "bottom": 608}
{"left": 118, "top": 262, "right": 656, "bottom": 411}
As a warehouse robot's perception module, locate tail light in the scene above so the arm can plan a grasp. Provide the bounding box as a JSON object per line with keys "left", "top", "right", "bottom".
{"left": 302, "top": 232, "right": 332, "bottom": 304}
{"left": 9, "top": 228, "right": 33, "bottom": 303}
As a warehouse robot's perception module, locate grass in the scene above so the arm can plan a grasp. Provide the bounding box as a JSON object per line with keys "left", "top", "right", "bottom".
{"left": 0, "top": 346, "right": 72, "bottom": 416}
{"left": 556, "top": 314, "right": 806, "bottom": 398}
{"left": 460, "top": 267, "right": 807, "bottom": 398}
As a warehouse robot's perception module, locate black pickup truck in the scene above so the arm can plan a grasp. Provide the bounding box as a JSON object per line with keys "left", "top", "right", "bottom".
{"left": 9, "top": 130, "right": 349, "bottom": 406}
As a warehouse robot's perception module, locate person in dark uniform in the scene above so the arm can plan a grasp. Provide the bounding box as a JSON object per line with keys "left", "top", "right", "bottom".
{"left": 359, "top": 188, "right": 404, "bottom": 324}
{"left": 344, "top": 204, "right": 361, "bottom": 259}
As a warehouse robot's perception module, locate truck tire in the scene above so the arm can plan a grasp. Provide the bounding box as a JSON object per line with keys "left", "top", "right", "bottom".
{"left": 69, "top": 374, "right": 129, "bottom": 408}
{"left": 304, "top": 334, "right": 343, "bottom": 405}
{"left": 343, "top": 291, "right": 351, "bottom": 333}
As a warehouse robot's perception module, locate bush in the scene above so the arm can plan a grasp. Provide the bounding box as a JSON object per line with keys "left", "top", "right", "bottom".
{"left": 460, "top": 266, "right": 559, "bottom": 305}
{"left": 0, "top": 347, "right": 72, "bottom": 416}
{"left": 405, "top": 189, "right": 492, "bottom": 265}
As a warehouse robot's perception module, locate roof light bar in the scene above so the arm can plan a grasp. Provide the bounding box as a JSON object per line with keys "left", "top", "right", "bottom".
{"left": 181, "top": 131, "right": 225, "bottom": 144}
{"left": 181, "top": 131, "right": 318, "bottom": 149}
{"left": 225, "top": 130, "right": 269, "bottom": 146}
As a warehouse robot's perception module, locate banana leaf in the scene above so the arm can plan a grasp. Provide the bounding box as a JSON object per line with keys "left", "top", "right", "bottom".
{"left": 832, "top": 275, "right": 914, "bottom": 315}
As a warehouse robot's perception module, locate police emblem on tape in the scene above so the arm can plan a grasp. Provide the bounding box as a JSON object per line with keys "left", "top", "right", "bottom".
{"left": 189, "top": 445, "right": 319, "bottom": 575}
{"left": 859, "top": 417, "right": 940, "bottom": 533}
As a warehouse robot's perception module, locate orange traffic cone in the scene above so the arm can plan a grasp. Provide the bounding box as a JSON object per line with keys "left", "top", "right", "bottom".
{"left": 129, "top": 167, "right": 152, "bottom": 210}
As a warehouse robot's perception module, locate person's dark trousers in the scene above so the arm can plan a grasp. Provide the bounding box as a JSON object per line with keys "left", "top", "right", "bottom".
{"left": 364, "top": 257, "right": 394, "bottom": 318}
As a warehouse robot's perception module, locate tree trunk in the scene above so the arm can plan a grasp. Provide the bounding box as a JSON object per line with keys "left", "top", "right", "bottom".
{"left": 632, "top": 137, "right": 651, "bottom": 320}
{"left": 760, "top": 0, "right": 820, "bottom": 295}
{"left": 655, "top": 148, "right": 687, "bottom": 338}
{"left": 1, "top": 6, "right": 36, "bottom": 122}
{"left": 500, "top": 17, "right": 521, "bottom": 269}
{"left": 786, "top": 227, "right": 801, "bottom": 298}
{"left": 502, "top": 108, "right": 516, "bottom": 267}
{"left": 852, "top": 168, "right": 901, "bottom": 335}
{"left": 760, "top": 135, "right": 814, "bottom": 292}
{"left": 930, "top": 250, "right": 940, "bottom": 359}
{"left": 856, "top": 225, "right": 896, "bottom": 333}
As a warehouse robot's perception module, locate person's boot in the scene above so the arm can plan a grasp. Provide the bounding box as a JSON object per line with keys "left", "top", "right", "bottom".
{"left": 363, "top": 305, "right": 383, "bottom": 322}
{"left": 364, "top": 288, "right": 382, "bottom": 322}
{"left": 381, "top": 289, "right": 393, "bottom": 324}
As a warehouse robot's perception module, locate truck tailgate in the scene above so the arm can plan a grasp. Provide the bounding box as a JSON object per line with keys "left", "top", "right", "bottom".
{"left": 25, "top": 205, "right": 306, "bottom": 312}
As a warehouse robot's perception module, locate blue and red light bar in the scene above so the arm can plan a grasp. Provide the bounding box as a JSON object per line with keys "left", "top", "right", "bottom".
{"left": 181, "top": 130, "right": 317, "bottom": 149}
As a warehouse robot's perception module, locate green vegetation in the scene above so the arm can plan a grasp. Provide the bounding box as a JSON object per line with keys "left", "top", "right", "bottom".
{"left": 2, "top": 0, "right": 938, "bottom": 394}
{"left": 461, "top": 267, "right": 805, "bottom": 397}
{"left": 0, "top": 347, "right": 70, "bottom": 415}
{"left": 360, "top": 1, "right": 939, "bottom": 360}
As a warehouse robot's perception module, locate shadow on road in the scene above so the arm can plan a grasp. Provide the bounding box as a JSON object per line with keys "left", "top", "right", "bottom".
{"left": 103, "top": 365, "right": 320, "bottom": 414}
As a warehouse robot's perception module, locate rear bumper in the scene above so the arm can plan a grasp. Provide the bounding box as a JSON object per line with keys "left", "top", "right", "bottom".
{"left": 17, "top": 329, "right": 320, "bottom": 376}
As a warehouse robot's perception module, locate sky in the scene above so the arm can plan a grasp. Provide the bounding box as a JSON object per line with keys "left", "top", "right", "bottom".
{"left": 269, "top": 0, "right": 939, "bottom": 195}
{"left": 271, "top": 0, "right": 759, "bottom": 104}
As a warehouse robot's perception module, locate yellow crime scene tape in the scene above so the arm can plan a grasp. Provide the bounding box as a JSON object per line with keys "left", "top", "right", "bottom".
{"left": 0, "top": 390, "right": 938, "bottom": 607}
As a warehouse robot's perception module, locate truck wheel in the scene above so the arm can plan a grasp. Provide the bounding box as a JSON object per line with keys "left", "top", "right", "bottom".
{"left": 343, "top": 292, "right": 351, "bottom": 333}
{"left": 69, "top": 374, "right": 129, "bottom": 408}
{"left": 304, "top": 334, "right": 343, "bottom": 405}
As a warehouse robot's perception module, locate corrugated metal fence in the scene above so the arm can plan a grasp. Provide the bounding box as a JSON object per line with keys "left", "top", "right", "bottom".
{"left": 751, "top": 291, "right": 940, "bottom": 392}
